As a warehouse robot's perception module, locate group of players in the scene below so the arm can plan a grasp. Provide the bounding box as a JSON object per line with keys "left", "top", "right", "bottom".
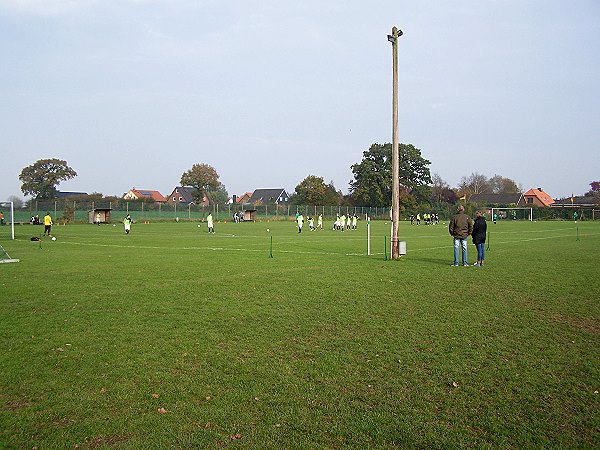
{"left": 409, "top": 213, "right": 440, "bottom": 226}
{"left": 294, "top": 213, "right": 360, "bottom": 233}
{"left": 332, "top": 214, "right": 359, "bottom": 231}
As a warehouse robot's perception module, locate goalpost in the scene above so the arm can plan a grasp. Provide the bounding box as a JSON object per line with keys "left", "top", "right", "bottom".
{"left": 0, "top": 201, "right": 15, "bottom": 240}
{"left": 491, "top": 207, "right": 533, "bottom": 221}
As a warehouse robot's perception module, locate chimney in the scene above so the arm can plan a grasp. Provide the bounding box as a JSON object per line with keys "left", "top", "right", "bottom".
{"left": 538, "top": 187, "right": 543, "bottom": 191}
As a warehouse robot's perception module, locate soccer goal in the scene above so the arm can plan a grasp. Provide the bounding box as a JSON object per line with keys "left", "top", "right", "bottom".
{"left": 0, "top": 202, "right": 15, "bottom": 240}
{"left": 491, "top": 207, "right": 533, "bottom": 221}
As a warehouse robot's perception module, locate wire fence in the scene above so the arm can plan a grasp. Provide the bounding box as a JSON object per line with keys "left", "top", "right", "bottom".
{"left": 6, "top": 200, "right": 599, "bottom": 225}
{"left": 13, "top": 201, "right": 396, "bottom": 224}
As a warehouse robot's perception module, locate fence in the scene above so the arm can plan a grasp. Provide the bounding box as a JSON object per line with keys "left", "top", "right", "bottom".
{"left": 14, "top": 201, "right": 395, "bottom": 224}
{"left": 10, "top": 201, "right": 599, "bottom": 224}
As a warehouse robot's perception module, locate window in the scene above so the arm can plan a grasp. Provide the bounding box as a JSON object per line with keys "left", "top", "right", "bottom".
{"left": 179, "top": 197, "right": 183, "bottom": 202}
{"left": 173, "top": 197, "right": 176, "bottom": 201}
{"left": 527, "top": 197, "right": 533, "bottom": 204}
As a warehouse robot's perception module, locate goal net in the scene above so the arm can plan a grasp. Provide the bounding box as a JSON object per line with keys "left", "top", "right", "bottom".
{"left": 0, "top": 243, "right": 19, "bottom": 264}
{"left": 0, "top": 202, "right": 19, "bottom": 263}
{"left": 490, "top": 207, "right": 533, "bottom": 221}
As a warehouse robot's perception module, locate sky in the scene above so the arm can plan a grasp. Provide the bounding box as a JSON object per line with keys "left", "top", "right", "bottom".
{"left": 1, "top": 0, "right": 599, "bottom": 202}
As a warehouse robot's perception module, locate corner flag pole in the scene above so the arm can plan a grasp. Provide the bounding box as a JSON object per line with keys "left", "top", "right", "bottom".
{"left": 10, "top": 201, "right": 15, "bottom": 240}
{"left": 367, "top": 219, "right": 371, "bottom": 256}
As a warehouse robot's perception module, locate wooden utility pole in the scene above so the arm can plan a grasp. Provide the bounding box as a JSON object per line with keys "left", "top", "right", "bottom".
{"left": 388, "top": 26, "right": 402, "bottom": 260}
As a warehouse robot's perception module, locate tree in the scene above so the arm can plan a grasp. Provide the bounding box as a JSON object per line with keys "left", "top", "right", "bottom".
{"left": 292, "top": 175, "right": 342, "bottom": 205}
{"left": 349, "top": 143, "right": 432, "bottom": 207}
{"left": 430, "top": 173, "right": 458, "bottom": 205}
{"left": 7, "top": 195, "right": 24, "bottom": 209}
{"left": 488, "top": 174, "right": 521, "bottom": 193}
{"left": 206, "top": 183, "right": 229, "bottom": 205}
{"left": 457, "top": 172, "right": 490, "bottom": 199}
{"left": 180, "top": 163, "right": 220, "bottom": 203}
{"left": 19, "top": 158, "right": 77, "bottom": 199}
{"left": 587, "top": 181, "right": 600, "bottom": 206}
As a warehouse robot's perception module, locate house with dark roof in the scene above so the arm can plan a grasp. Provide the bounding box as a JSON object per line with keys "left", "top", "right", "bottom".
{"left": 552, "top": 195, "right": 598, "bottom": 208}
{"left": 248, "top": 188, "right": 290, "bottom": 205}
{"left": 123, "top": 188, "right": 167, "bottom": 203}
{"left": 522, "top": 188, "right": 554, "bottom": 207}
{"left": 56, "top": 191, "right": 88, "bottom": 198}
{"left": 469, "top": 192, "right": 524, "bottom": 206}
{"left": 165, "top": 186, "right": 209, "bottom": 206}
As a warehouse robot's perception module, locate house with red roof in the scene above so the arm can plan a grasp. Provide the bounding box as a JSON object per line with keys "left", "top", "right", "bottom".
{"left": 236, "top": 192, "right": 253, "bottom": 203}
{"left": 522, "top": 188, "right": 555, "bottom": 207}
{"left": 123, "top": 188, "right": 167, "bottom": 203}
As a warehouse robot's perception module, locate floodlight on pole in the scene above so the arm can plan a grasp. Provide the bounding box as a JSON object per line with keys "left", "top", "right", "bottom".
{"left": 389, "top": 26, "right": 402, "bottom": 260}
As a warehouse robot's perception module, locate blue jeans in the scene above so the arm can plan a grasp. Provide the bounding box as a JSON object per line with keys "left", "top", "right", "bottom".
{"left": 453, "top": 238, "right": 468, "bottom": 265}
{"left": 476, "top": 243, "right": 485, "bottom": 261}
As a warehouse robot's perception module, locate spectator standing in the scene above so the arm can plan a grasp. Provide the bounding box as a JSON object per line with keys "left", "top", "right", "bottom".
{"left": 448, "top": 205, "right": 473, "bottom": 267}
{"left": 472, "top": 211, "right": 487, "bottom": 266}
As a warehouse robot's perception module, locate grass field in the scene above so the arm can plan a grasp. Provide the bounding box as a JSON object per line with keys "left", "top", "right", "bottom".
{"left": 1, "top": 219, "right": 599, "bottom": 448}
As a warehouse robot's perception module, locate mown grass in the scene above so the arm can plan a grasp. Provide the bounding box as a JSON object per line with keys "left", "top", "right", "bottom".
{"left": 1, "top": 219, "right": 599, "bottom": 448}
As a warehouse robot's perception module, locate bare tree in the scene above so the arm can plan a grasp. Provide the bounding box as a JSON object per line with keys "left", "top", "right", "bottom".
{"left": 458, "top": 172, "right": 490, "bottom": 199}
{"left": 488, "top": 174, "right": 521, "bottom": 193}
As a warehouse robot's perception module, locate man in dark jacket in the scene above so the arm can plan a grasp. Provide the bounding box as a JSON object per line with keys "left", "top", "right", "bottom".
{"left": 449, "top": 205, "right": 473, "bottom": 266}
{"left": 472, "top": 210, "right": 487, "bottom": 266}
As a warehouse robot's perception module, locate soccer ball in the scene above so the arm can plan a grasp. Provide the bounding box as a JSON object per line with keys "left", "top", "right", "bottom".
{"left": 197, "top": 224, "right": 201, "bottom": 227}
{"left": 266, "top": 228, "right": 270, "bottom": 232}
{"left": 113, "top": 224, "right": 116, "bottom": 227}
{"left": 51, "top": 236, "right": 56, "bottom": 241}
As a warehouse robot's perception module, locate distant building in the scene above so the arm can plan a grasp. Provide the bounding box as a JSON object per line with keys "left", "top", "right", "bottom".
{"left": 56, "top": 191, "right": 88, "bottom": 198}
{"left": 165, "top": 186, "right": 208, "bottom": 206}
{"left": 248, "top": 188, "right": 290, "bottom": 205}
{"left": 235, "top": 192, "right": 253, "bottom": 204}
{"left": 123, "top": 189, "right": 167, "bottom": 203}
{"left": 522, "top": 188, "right": 555, "bottom": 207}
{"left": 552, "top": 195, "right": 598, "bottom": 208}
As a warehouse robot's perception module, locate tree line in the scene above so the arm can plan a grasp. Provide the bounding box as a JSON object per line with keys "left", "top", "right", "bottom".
{"left": 15, "top": 148, "right": 599, "bottom": 210}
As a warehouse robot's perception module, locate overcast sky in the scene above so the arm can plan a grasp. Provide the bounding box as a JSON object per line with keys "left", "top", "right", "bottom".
{"left": 1, "top": 0, "right": 598, "bottom": 201}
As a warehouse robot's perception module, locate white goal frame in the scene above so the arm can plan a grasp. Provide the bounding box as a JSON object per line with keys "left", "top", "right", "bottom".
{"left": 491, "top": 207, "right": 533, "bottom": 222}
{"left": 0, "top": 201, "right": 15, "bottom": 240}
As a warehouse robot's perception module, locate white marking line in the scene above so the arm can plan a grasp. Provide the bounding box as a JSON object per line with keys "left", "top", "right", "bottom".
{"left": 57, "top": 239, "right": 372, "bottom": 257}
{"left": 30, "top": 230, "right": 600, "bottom": 258}
{"left": 407, "top": 231, "right": 600, "bottom": 253}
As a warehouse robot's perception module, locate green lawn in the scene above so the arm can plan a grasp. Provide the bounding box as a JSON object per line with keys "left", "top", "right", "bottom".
{"left": 1, "top": 219, "right": 599, "bottom": 448}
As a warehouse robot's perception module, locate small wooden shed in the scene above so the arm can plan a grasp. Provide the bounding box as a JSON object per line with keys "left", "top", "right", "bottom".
{"left": 243, "top": 209, "right": 257, "bottom": 222}
{"left": 88, "top": 208, "right": 112, "bottom": 224}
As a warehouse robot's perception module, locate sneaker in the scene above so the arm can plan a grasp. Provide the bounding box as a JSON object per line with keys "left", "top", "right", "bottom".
{"left": 463, "top": 263, "right": 469, "bottom": 267}
{"left": 473, "top": 262, "right": 479, "bottom": 266}
{"left": 451, "top": 264, "right": 459, "bottom": 267}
